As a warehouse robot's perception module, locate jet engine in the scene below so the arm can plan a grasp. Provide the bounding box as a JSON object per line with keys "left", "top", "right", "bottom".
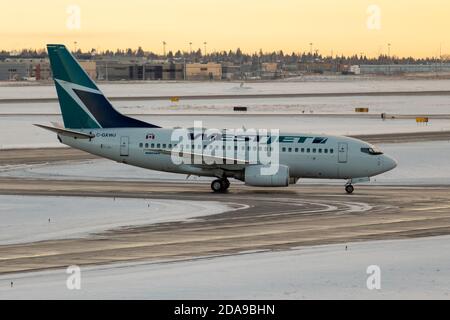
{"left": 244, "top": 165, "right": 290, "bottom": 187}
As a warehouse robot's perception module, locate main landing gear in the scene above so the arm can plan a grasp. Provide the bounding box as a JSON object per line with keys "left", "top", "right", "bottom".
{"left": 211, "top": 178, "right": 230, "bottom": 193}
{"left": 345, "top": 184, "right": 354, "bottom": 194}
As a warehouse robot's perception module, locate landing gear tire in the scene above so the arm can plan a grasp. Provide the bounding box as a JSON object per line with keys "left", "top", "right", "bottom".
{"left": 211, "top": 179, "right": 230, "bottom": 193}
{"left": 345, "top": 184, "right": 354, "bottom": 194}
{"left": 223, "top": 179, "right": 230, "bottom": 190}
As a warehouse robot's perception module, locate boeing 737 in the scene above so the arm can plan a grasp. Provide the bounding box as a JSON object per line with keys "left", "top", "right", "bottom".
{"left": 36, "top": 44, "right": 397, "bottom": 194}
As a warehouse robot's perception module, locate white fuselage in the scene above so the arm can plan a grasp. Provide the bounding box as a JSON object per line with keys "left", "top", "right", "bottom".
{"left": 59, "top": 127, "right": 397, "bottom": 182}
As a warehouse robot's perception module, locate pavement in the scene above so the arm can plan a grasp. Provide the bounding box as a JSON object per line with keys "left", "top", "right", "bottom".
{"left": 0, "top": 179, "right": 450, "bottom": 274}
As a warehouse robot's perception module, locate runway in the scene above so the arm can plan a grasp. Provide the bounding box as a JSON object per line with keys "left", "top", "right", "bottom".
{"left": 2, "top": 89, "right": 450, "bottom": 104}
{"left": 1, "top": 131, "right": 450, "bottom": 275}
{"left": 1, "top": 178, "right": 450, "bottom": 274}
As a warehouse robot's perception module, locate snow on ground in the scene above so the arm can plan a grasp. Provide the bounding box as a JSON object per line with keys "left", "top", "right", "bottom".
{"left": 1, "top": 114, "right": 449, "bottom": 149}
{"left": 1, "top": 235, "right": 449, "bottom": 299}
{"left": 1, "top": 141, "right": 450, "bottom": 186}
{"left": 372, "top": 141, "right": 450, "bottom": 185}
{"left": 0, "top": 160, "right": 188, "bottom": 182}
{"left": 2, "top": 78, "right": 450, "bottom": 99}
{"left": 2, "top": 95, "right": 450, "bottom": 116}
{"left": 0, "top": 195, "right": 233, "bottom": 245}
{"left": 2, "top": 79, "right": 450, "bottom": 148}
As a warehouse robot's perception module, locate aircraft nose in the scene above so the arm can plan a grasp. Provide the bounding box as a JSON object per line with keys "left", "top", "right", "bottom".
{"left": 384, "top": 155, "right": 398, "bottom": 171}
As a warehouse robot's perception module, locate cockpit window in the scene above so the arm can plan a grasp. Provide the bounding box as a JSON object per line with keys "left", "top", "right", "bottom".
{"left": 361, "top": 146, "right": 384, "bottom": 155}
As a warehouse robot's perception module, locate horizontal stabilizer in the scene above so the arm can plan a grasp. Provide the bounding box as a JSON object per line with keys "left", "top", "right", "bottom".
{"left": 34, "top": 124, "right": 95, "bottom": 139}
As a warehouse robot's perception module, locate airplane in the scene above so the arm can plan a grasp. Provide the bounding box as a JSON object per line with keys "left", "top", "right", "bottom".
{"left": 36, "top": 44, "right": 397, "bottom": 194}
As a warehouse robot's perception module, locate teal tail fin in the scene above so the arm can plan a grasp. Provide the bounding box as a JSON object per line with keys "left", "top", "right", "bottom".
{"left": 47, "top": 44, "right": 159, "bottom": 129}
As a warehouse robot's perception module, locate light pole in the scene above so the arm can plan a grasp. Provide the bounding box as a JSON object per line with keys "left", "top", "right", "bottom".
{"left": 387, "top": 43, "right": 392, "bottom": 75}
{"left": 204, "top": 42, "right": 207, "bottom": 56}
{"left": 309, "top": 43, "right": 313, "bottom": 56}
{"left": 184, "top": 57, "right": 187, "bottom": 81}
{"left": 189, "top": 42, "right": 192, "bottom": 53}
{"left": 162, "top": 41, "right": 167, "bottom": 57}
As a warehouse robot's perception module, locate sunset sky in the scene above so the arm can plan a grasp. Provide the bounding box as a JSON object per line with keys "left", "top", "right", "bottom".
{"left": 1, "top": 0, "right": 449, "bottom": 57}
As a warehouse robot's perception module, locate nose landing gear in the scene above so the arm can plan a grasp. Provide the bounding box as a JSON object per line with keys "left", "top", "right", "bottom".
{"left": 344, "top": 177, "right": 369, "bottom": 194}
{"left": 211, "top": 178, "right": 230, "bottom": 193}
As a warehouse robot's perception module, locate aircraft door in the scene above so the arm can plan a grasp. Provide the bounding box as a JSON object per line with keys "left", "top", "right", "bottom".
{"left": 120, "top": 136, "right": 129, "bottom": 156}
{"left": 338, "top": 142, "right": 348, "bottom": 163}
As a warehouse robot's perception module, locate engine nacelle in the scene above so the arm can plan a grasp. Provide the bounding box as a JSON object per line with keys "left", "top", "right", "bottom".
{"left": 244, "top": 165, "right": 290, "bottom": 187}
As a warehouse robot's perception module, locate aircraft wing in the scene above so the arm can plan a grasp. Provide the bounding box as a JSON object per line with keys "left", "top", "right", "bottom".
{"left": 146, "top": 148, "right": 249, "bottom": 166}
{"left": 34, "top": 124, "right": 95, "bottom": 139}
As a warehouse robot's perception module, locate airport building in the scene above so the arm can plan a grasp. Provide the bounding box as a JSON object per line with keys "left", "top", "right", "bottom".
{"left": 160, "top": 63, "right": 184, "bottom": 80}
{"left": 185, "top": 63, "right": 222, "bottom": 80}
{"left": 0, "top": 58, "right": 96, "bottom": 81}
{"left": 96, "top": 61, "right": 129, "bottom": 81}
{"left": 96, "top": 61, "right": 184, "bottom": 81}
{"left": 0, "top": 60, "right": 32, "bottom": 80}
{"left": 79, "top": 61, "right": 97, "bottom": 80}
{"left": 297, "top": 61, "right": 336, "bottom": 73}
{"left": 359, "top": 64, "right": 450, "bottom": 74}
{"left": 0, "top": 58, "right": 53, "bottom": 81}
{"left": 32, "top": 61, "right": 52, "bottom": 80}
{"left": 221, "top": 63, "right": 241, "bottom": 80}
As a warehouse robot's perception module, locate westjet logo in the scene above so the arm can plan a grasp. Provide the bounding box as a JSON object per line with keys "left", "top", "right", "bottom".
{"left": 170, "top": 121, "right": 280, "bottom": 176}
{"left": 184, "top": 133, "right": 328, "bottom": 145}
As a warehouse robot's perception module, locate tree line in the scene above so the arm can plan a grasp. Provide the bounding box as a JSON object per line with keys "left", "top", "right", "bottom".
{"left": 1, "top": 47, "right": 448, "bottom": 65}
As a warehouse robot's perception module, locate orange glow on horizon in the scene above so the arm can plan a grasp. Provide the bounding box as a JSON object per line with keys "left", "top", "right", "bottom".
{"left": 0, "top": 0, "right": 449, "bottom": 58}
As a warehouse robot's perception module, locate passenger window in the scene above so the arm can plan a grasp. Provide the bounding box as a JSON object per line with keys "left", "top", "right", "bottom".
{"left": 295, "top": 148, "right": 298, "bottom": 152}
{"left": 145, "top": 143, "right": 149, "bottom": 148}
{"left": 318, "top": 149, "right": 322, "bottom": 153}
{"left": 151, "top": 143, "right": 155, "bottom": 148}
{"left": 313, "top": 148, "right": 316, "bottom": 153}
{"left": 324, "top": 149, "right": 328, "bottom": 154}
{"left": 307, "top": 148, "right": 310, "bottom": 153}
{"left": 169, "top": 144, "right": 172, "bottom": 149}
{"left": 282, "top": 147, "right": 286, "bottom": 152}
{"left": 330, "top": 149, "right": 334, "bottom": 154}
{"left": 157, "top": 143, "right": 161, "bottom": 148}
{"left": 301, "top": 148, "right": 305, "bottom": 153}
{"left": 139, "top": 143, "right": 143, "bottom": 148}
{"left": 162, "top": 144, "right": 166, "bottom": 148}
